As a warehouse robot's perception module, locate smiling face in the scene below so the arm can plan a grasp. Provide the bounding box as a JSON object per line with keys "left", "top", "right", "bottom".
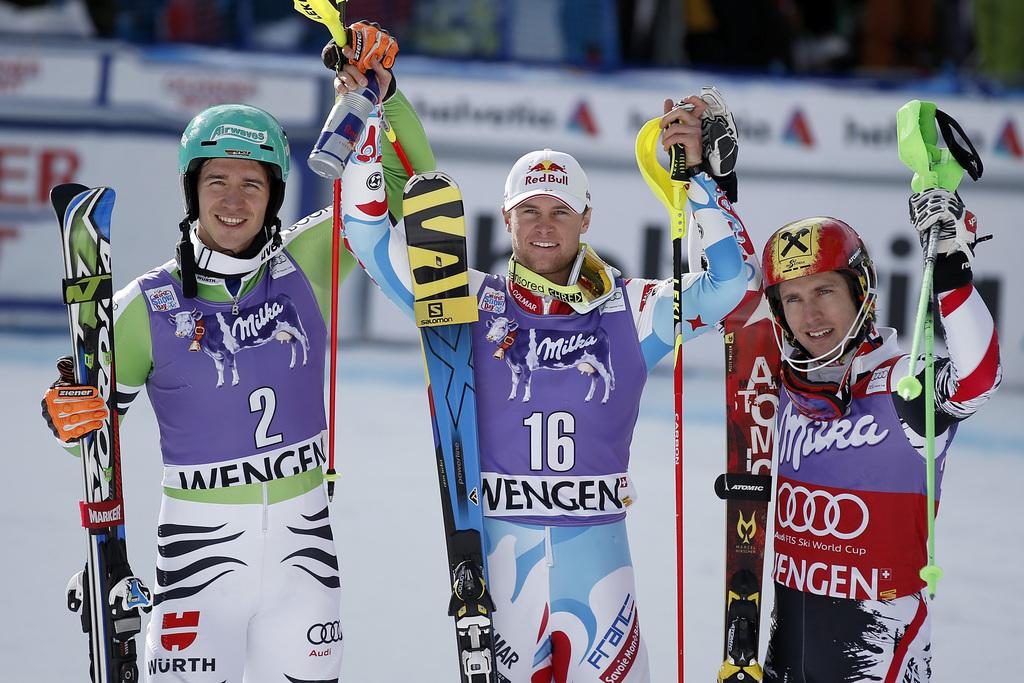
{"left": 777, "top": 270, "right": 859, "bottom": 359}
{"left": 195, "top": 158, "right": 271, "bottom": 254}
{"left": 505, "top": 195, "right": 591, "bottom": 286}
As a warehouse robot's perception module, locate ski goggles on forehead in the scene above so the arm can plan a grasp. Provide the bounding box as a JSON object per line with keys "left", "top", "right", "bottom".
{"left": 781, "top": 362, "right": 852, "bottom": 422}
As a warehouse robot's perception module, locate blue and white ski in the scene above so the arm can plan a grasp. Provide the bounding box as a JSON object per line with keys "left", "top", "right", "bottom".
{"left": 51, "top": 184, "right": 151, "bottom": 683}
{"left": 403, "top": 171, "right": 496, "bottom": 683}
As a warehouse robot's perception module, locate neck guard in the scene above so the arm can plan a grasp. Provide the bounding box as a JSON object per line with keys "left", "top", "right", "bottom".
{"left": 506, "top": 243, "right": 619, "bottom": 314}
{"left": 176, "top": 220, "right": 284, "bottom": 297}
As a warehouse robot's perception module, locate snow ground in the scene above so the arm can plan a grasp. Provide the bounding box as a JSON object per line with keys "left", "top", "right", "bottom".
{"left": 1, "top": 334, "right": 1020, "bottom": 682}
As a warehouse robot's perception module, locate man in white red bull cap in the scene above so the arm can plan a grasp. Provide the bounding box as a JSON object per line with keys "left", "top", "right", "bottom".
{"left": 500, "top": 148, "right": 594, "bottom": 288}
{"left": 342, "top": 75, "right": 754, "bottom": 680}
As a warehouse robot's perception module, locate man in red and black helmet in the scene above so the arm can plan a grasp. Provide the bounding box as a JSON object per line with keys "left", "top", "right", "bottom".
{"left": 759, "top": 198, "right": 1000, "bottom": 682}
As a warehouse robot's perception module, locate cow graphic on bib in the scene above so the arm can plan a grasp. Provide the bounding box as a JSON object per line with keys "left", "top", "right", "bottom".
{"left": 485, "top": 314, "right": 615, "bottom": 403}
{"left": 169, "top": 294, "right": 309, "bottom": 387}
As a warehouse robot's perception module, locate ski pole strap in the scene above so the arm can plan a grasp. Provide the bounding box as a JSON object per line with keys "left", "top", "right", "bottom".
{"left": 935, "top": 109, "right": 983, "bottom": 183}
{"left": 896, "top": 99, "right": 984, "bottom": 192}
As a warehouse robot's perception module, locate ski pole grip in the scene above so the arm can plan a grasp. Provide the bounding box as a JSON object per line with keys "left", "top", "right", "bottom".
{"left": 321, "top": 29, "right": 354, "bottom": 72}
{"left": 668, "top": 101, "right": 695, "bottom": 183}
{"left": 669, "top": 144, "right": 687, "bottom": 182}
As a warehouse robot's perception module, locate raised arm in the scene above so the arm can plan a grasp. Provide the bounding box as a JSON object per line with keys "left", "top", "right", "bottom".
{"left": 632, "top": 90, "right": 747, "bottom": 372}
{"left": 895, "top": 189, "right": 1001, "bottom": 435}
{"left": 340, "top": 94, "right": 437, "bottom": 320}
{"left": 288, "top": 26, "right": 434, "bottom": 322}
{"left": 631, "top": 171, "right": 746, "bottom": 371}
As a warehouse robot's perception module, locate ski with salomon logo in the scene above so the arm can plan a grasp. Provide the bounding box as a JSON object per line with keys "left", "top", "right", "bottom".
{"left": 51, "top": 184, "right": 152, "bottom": 683}
{"left": 403, "top": 171, "right": 496, "bottom": 683}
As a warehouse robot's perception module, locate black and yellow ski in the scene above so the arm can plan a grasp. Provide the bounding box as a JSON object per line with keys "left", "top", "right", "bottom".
{"left": 403, "top": 171, "right": 496, "bottom": 683}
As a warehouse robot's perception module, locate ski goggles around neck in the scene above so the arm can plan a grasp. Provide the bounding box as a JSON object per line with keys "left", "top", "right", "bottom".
{"left": 507, "top": 243, "right": 619, "bottom": 314}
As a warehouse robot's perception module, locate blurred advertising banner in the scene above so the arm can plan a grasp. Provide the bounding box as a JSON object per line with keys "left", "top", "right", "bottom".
{"left": 108, "top": 53, "right": 320, "bottom": 127}
{"left": 0, "top": 130, "right": 307, "bottom": 330}
{"left": 398, "top": 75, "right": 1024, "bottom": 187}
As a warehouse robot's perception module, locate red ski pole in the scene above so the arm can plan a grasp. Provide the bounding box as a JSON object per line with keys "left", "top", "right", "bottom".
{"left": 326, "top": 177, "right": 342, "bottom": 501}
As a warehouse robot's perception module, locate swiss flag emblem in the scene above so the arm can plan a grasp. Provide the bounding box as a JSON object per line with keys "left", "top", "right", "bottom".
{"left": 161, "top": 611, "right": 200, "bottom": 651}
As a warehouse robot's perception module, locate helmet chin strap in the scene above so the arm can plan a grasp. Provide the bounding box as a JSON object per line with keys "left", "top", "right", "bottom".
{"left": 188, "top": 222, "right": 284, "bottom": 277}
{"left": 774, "top": 269, "right": 879, "bottom": 373}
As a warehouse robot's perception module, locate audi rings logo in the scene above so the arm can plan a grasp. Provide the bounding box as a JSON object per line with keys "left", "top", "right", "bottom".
{"left": 307, "top": 621, "right": 343, "bottom": 645}
{"left": 776, "top": 483, "right": 869, "bottom": 540}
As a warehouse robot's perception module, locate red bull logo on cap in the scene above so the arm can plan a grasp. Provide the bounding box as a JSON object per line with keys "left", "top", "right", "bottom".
{"left": 525, "top": 159, "right": 569, "bottom": 186}
{"left": 528, "top": 160, "right": 568, "bottom": 173}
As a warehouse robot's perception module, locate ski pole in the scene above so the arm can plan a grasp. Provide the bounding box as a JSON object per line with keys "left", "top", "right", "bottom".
{"left": 895, "top": 98, "right": 948, "bottom": 597}
{"left": 292, "top": 0, "right": 382, "bottom": 501}
{"left": 923, "top": 299, "right": 939, "bottom": 596}
{"left": 326, "top": 176, "right": 342, "bottom": 500}
{"left": 894, "top": 98, "right": 983, "bottom": 597}
{"left": 635, "top": 102, "right": 694, "bottom": 683}
{"left": 380, "top": 114, "right": 415, "bottom": 177}
{"left": 895, "top": 221, "right": 939, "bottom": 403}
{"left": 894, "top": 222, "right": 942, "bottom": 596}
{"left": 293, "top": 0, "right": 352, "bottom": 502}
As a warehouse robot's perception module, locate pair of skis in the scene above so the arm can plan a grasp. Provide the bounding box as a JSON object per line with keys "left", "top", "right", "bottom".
{"left": 402, "top": 172, "right": 498, "bottom": 683}
{"left": 50, "top": 184, "right": 152, "bottom": 683}
{"left": 714, "top": 277, "right": 778, "bottom": 682}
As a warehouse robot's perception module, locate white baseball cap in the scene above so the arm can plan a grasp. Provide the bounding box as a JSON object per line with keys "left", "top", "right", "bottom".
{"left": 502, "top": 148, "right": 590, "bottom": 214}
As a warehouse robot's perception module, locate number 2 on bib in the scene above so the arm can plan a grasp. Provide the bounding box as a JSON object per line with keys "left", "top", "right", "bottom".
{"left": 249, "top": 386, "right": 283, "bottom": 448}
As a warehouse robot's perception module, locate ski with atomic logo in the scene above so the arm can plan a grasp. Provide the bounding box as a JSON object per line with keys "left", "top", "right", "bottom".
{"left": 403, "top": 171, "right": 497, "bottom": 683}
{"left": 713, "top": 210, "right": 779, "bottom": 683}
{"left": 51, "top": 184, "right": 152, "bottom": 683}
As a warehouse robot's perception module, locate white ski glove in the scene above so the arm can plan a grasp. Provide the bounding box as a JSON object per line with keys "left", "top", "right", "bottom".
{"left": 699, "top": 86, "right": 738, "bottom": 177}
{"left": 908, "top": 188, "right": 977, "bottom": 259}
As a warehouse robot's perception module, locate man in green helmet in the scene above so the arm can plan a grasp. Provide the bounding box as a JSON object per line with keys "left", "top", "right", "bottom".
{"left": 40, "top": 24, "right": 433, "bottom": 682}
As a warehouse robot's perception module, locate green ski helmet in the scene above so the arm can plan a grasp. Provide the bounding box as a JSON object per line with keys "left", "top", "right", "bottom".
{"left": 176, "top": 104, "right": 291, "bottom": 298}
{"left": 178, "top": 103, "right": 291, "bottom": 226}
